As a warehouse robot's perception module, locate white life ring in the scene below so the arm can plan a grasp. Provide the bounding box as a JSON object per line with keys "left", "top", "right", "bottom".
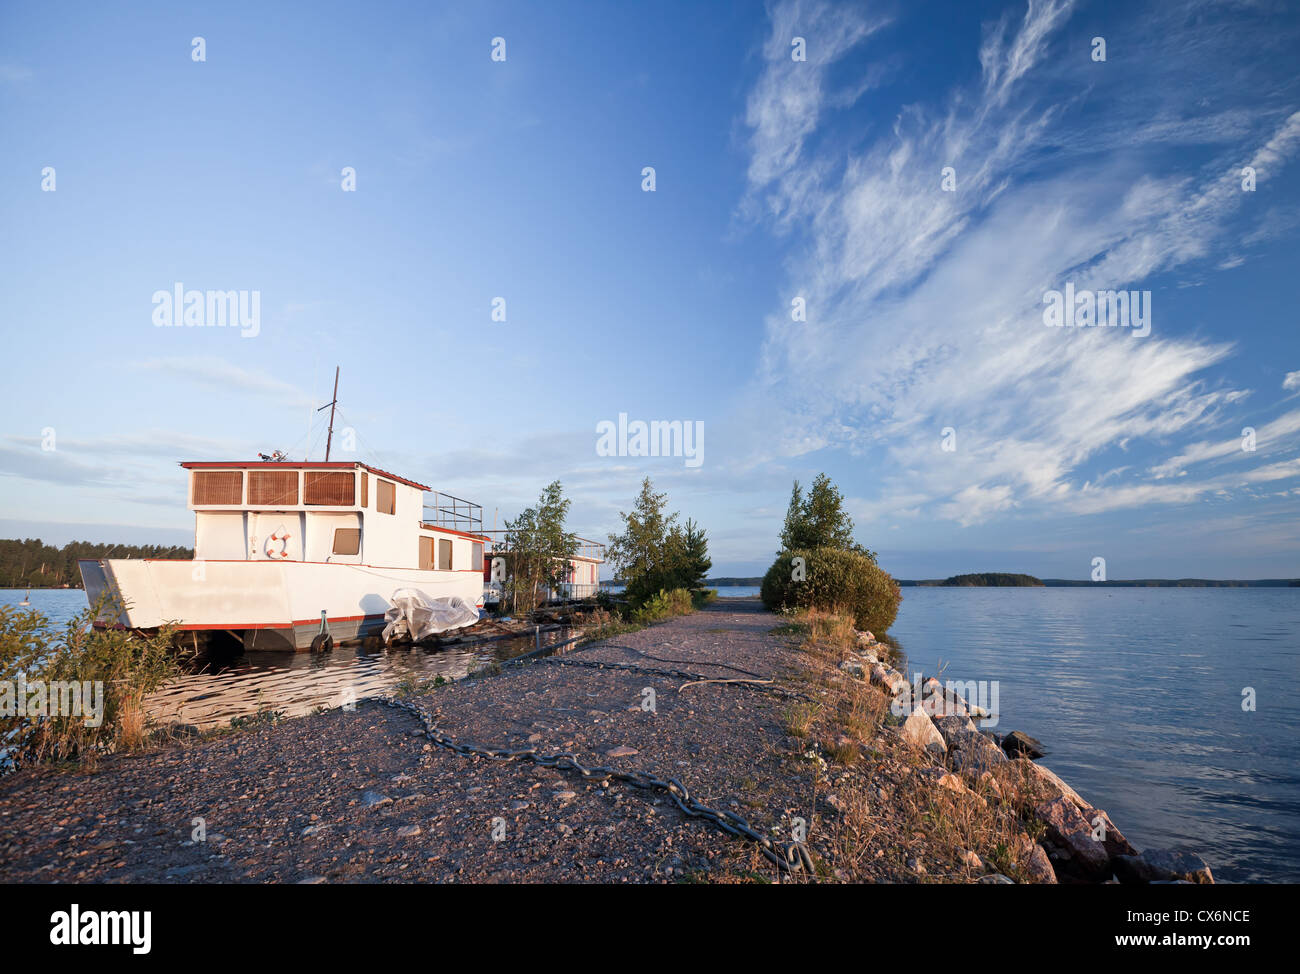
{"left": 264, "top": 530, "right": 291, "bottom": 559}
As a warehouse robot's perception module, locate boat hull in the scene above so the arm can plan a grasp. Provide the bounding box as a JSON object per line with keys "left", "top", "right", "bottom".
{"left": 78, "top": 558, "right": 485, "bottom": 651}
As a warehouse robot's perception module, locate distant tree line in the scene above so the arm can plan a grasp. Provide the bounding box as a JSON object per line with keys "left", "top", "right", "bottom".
{"left": 898, "top": 575, "right": 1299, "bottom": 587}
{"left": 0, "top": 539, "right": 194, "bottom": 589}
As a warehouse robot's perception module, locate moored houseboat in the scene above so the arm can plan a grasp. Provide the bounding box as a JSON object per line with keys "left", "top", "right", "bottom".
{"left": 79, "top": 461, "right": 489, "bottom": 651}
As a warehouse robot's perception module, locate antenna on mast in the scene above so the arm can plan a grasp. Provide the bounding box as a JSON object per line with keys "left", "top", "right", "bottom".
{"left": 318, "top": 366, "right": 340, "bottom": 461}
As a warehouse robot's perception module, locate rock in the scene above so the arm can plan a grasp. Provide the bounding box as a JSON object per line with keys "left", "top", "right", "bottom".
{"left": 605, "top": 746, "right": 639, "bottom": 758}
{"left": 1114, "top": 849, "right": 1214, "bottom": 885}
{"left": 1034, "top": 797, "right": 1111, "bottom": 880}
{"left": 1013, "top": 838, "right": 1058, "bottom": 884}
{"left": 1007, "top": 758, "right": 1088, "bottom": 809}
{"left": 838, "top": 660, "right": 866, "bottom": 679}
{"left": 933, "top": 714, "right": 977, "bottom": 746}
{"left": 1002, "top": 730, "right": 1045, "bottom": 759}
{"left": 976, "top": 771, "right": 1003, "bottom": 799}
{"left": 978, "top": 873, "right": 1014, "bottom": 884}
{"left": 361, "top": 791, "right": 392, "bottom": 808}
{"left": 552, "top": 790, "right": 578, "bottom": 801}
{"left": 917, "top": 766, "right": 972, "bottom": 797}
{"left": 959, "top": 848, "right": 984, "bottom": 870}
{"left": 856, "top": 630, "right": 875, "bottom": 645}
{"left": 907, "top": 857, "right": 926, "bottom": 875}
{"left": 1082, "top": 806, "right": 1137, "bottom": 859}
{"left": 901, "top": 708, "right": 947, "bottom": 757}
{"left": 947, "top": 729, "right": 1006, "bottom": 774}
{"left": 297, "top": 875, "right": 328, "bottom": 884}
{"left": 395, "top": 824, "right": 422, "bottom": 838}
{"left": 927, "top": 692, "right": 969, "bottom": 718}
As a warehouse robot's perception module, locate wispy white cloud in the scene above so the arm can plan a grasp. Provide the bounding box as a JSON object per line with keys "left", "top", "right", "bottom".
{"left": 134, "top": 357, "right": 315, "bottom": 408}
{"left": 739, "top": 0, "right": 1300, "bottom": 531}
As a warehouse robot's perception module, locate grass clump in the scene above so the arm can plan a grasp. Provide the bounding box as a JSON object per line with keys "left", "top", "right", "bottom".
{"left": 0, "top": 596, "right": 181, "bottom": 767}
{"left": 629, "top": 587, "right": 695, "bottom": 625}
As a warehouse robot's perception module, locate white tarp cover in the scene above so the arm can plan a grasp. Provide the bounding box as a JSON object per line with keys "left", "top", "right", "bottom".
{"left": 381, "top": 589, "right": 480, "bottom": 642}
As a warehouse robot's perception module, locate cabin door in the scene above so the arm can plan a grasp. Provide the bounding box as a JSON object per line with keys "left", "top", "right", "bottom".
{"left": 249, "top": 512, "right": 303, "bottom": 562}
{"left": 309, "top": 513, "right": 362, "bottom": 565}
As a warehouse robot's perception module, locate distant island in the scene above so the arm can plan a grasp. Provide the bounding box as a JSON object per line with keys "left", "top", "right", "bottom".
{"left": 914, "top": 573, "right": 1045, "bottom": 587}
{"left": 900, "top": 576, "right": 1300, "bottom": 587}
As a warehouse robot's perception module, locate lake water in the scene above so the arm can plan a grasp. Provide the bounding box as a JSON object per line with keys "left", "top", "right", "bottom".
{"left": 889, "top": 586, "right": 1300, "bottom": 883}
{"left": 5, "top": 586, "right": 1296, "bottom": 881}
{"left": 0, "top": 588, "right": 571, "bottom": 732}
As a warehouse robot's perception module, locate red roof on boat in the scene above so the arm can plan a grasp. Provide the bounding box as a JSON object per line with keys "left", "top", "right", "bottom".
{"left": 179, "top": 461, "right": 431, "bottom": 492}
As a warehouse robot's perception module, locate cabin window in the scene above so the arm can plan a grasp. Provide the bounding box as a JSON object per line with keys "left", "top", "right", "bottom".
{"left": 305, "top": 471, "right": 355, "bottom": 506}
{"left": 248, "top": 470, "right": 299, "bottom": 505}
{"left": 419, "top": 537, "right": 434, "bottom": 571}
{"left": 376, "top": 479, "right": 396, "bottom": 515}
{"left": 193, "top": 470, "right": 242, "bottom": 505}
{"left": 437, "top": 538, "right": 453, "bottom": 570}
{"left": 332, "top": 528, "right": 361, "bottom": 556}
{"left": 360, "top": 473, "right": 368, "bottom": 508}
{"left": 471, "top": 542, "right": 484, "bottom": 572}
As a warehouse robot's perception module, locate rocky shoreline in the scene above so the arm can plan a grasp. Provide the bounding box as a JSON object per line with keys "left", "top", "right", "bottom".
{"left": 849, "top": 633, "right": 1214, "bottom": 884}
{"left": 0, "top": 599, "right": 1213, "bottom": 884}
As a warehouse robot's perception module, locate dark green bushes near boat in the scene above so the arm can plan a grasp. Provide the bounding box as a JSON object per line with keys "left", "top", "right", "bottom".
{"left": 762, "top": 548, "right": 902, "bottom": 636}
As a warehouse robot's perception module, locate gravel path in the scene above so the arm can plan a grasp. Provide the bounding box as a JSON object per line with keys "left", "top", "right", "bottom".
{"left": 0, "top": 600, "right": 840, "bottom": 883}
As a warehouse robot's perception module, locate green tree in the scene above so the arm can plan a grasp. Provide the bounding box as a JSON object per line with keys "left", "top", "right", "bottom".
{"left": 607, "top": 478, "right": 711, "bottom": 607}
{"left": 676, "top": 518, "right": 712, "bottom": 591}
{"left": 607, "top": 478, "right": 677, "bottom": 606}
{"left": 777, "top": 473, "right": 868, "bottom": 556}
{"left": 503, "top": 481, "right": 578, "bottom": 614}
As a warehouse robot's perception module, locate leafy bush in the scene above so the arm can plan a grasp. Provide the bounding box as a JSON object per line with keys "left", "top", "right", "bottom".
{"left": 691, "top": 588, "right": 718, "bottom": 608}
{"left": 761, "top": 548, "right": 902, "bottom": 634}
{"left": 630, "top": 588, "right": 695, "bottom": 625}
{"left": 1, "top": 597, "right": 179, "bottom": 767}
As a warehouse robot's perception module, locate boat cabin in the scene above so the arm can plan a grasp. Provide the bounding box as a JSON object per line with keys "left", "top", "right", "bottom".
{"left": 181, "top": 461, "right": 488, "bottom": 574}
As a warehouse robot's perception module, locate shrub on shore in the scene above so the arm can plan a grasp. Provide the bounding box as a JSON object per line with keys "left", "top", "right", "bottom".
{"left": 761, "top": 547, "right": 902, "bottom": 635}
{"left": 1, "top": 598, "right": 179, "bottom": 767}
{"left": 630, "top": 587, "right": 695, "bottom": 625}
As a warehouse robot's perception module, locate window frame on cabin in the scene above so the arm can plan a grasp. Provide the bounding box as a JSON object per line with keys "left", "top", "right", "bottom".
{"left": 376, "top": 478, "right": 396, "bottom": 515}
{"left": 332, "top": 527, "right": 361, "bottom": 556}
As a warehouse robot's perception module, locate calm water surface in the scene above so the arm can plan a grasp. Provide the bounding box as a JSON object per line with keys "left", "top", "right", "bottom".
{"left": 0, "top": 589, "right": 570, "bottom": 732}
{"left": 890, "top": 587, "right": 1300, "bottom": 883}
{"left": 7, "top": 586, "right": 1297, "bottom": 881}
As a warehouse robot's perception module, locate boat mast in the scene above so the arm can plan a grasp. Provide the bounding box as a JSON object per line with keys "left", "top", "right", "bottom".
{"left": 322, "top": 366, "right": 340, "bottom": 461}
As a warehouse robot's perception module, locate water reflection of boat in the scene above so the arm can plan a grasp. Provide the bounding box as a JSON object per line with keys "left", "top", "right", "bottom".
{"left": 143, "top": 630, "right": 571, "bottom": 730}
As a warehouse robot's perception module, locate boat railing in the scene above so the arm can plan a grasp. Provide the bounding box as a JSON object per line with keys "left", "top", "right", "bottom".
{"left": 421, "top": 491, "right": 483, "bottom": 533}
{"left": 479, "top": 530, "right": 605, "bottom": 562}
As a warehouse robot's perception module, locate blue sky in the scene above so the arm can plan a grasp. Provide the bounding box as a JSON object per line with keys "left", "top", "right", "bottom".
{"left": 2, "top": 0, "right": 1299, "bottom": 579}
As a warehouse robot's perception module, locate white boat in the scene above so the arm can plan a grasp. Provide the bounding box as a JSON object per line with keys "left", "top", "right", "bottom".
{"left": 79, "top": 460, "right": 489, "bottom": 651}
